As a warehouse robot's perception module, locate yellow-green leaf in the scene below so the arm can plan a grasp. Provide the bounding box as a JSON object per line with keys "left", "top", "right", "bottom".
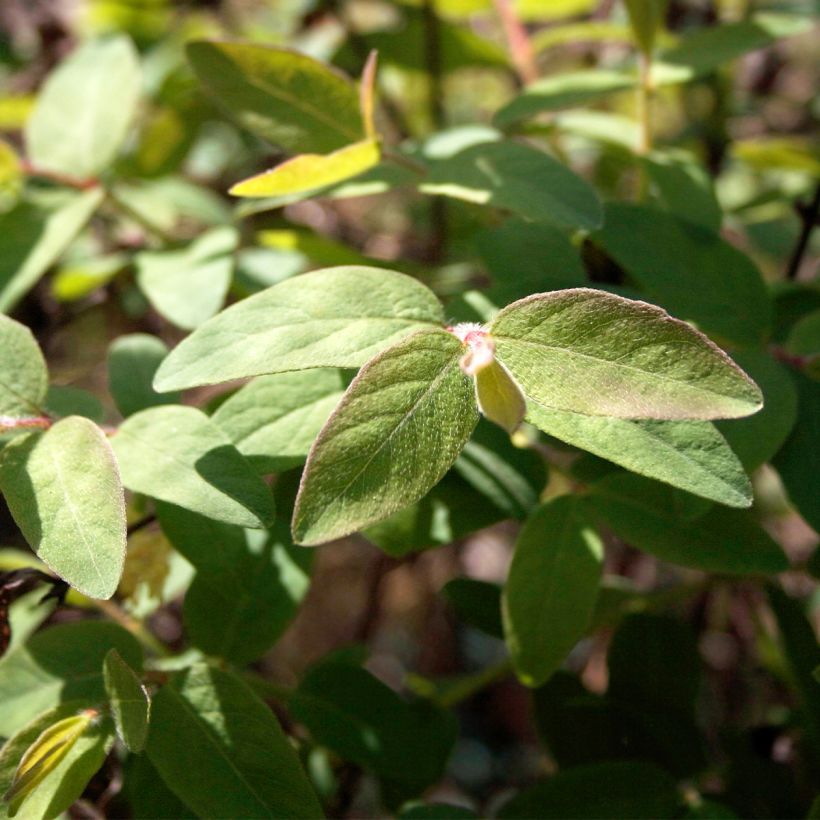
{"left": 230, "top": 139, "right": 381, "bottom": 199}
{"left": 475, "top": 359, "right": 526, "bottom": 434}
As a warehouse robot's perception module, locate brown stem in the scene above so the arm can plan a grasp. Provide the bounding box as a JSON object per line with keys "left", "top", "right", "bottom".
{"left": 785, "top": 182, "right": 820, "bottom": 281}
{"left": 492, "top": 0, "right": 538, "bottom": 85}
{"left": 0, "top": 415, "right": 52, "bottom": 432}
{"left": 20, "top": 159, "right": 100, "bottom": 191}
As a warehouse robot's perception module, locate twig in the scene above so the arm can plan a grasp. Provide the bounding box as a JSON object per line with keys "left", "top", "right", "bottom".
{"left": 492, "top": 0, "right": 538, "bottom": 85}
{"left": 785, "top": 181, "right": 820, "bottom": 281}
{"left": 0, "top": 415, "right": 52, "bottom": 432}
{"left": 104, "top": 188, "right": 177, "bottom": 245}
{"left": 436, "top": 658, "right": 514, "bottom": 708}
{"left": 20, "top": 159, "right": 100, "bottom": 191}
{"left": 93, "top": 598, "right": 173, "bottom": 659}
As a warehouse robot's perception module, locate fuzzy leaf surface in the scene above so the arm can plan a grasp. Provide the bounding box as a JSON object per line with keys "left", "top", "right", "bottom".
{"left": 0, "top": 315, "right": 48, "bottom": 417}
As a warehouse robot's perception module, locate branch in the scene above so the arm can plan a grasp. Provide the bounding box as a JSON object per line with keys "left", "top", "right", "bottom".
{"left": 785, "top": 181, "right": 820, "bottom": 281}
{"left": 492, "top": 0, "right": 538, "bottom": 85}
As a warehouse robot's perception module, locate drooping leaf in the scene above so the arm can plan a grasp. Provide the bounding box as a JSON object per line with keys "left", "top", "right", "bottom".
{"left": 211, "top": 369, "right": 346, "bottom": 473}
{"left": 587, "top": 473, "right": 788, "bottom": 574}
{"left": 136, "top": 227, "right": 238, "bottom": 330}
{"left": 25, "top": 37, "right": 141, "bottom": 179}
{"left": 422, "top": 140, "right": 602, "bottom": 230}
{"left": 0, "top": 188, "right": 105, "bottom": 312}
{"left": 186, "top": 40, "right": 364, "bottom": 153}
{"left": 527, "top": 402, "right": 752, "bottom": 507}
{"left": 0, "top": 315, "right": 48, "bottom": 417}
{"left": 716, "top": 350, "right": 797, "bottom": 471}
{"left": 490, "top": 288, "right": 762, "bottom": 420}
{"left": 498, "top": 760, "right": 681, "bottom": 819}
{"left": 493, "top": 70, "right": 635, "bottom": 129}
{"left": 0, "top": 621, "right": 142, "bottom": 737}
{"left": 111, "top": 406, "right": 275, "bottom": 528}
{"left": 146, "top": 664, "right": 322, "bottom": 819}
{"left": 0, "top": 702, "right": 113, "bottom": 820}
{"left": 153, "top": 266, "right": 444, "bottom": 391}
{"left": 230, "top": 139, "right": 381, "bottom": 198}
{"left": 289, "top": 660, "right": 456, "bottom": 789}
{"left": 503, "top": 496, "right": 603, "bottom": 687}
{"left": 103, "top": 649, "right": 150, "bottom": 753}
{"left": 593, "top": 204, "right": 771, "bottom": 347}
{"left": 0, "top": 417, "right": 126, "bottom": 599}
{"left": 157, "top": 504, "right": 311, "bottom": 665}
{"left": 292, "top": 329, "right": 479, "bottom": 545}
{"left": 107, "top": 334, "right": 181, "bottom": 418}
{"left": 773, "top": 371, "right": 820, "bottom": 532}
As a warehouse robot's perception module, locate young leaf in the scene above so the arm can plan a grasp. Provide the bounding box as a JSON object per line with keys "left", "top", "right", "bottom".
{"left": 474, "top": 359, "right": 526, "bottom": 434}
{"left": 107, "top": 334, "right": 181, "bottom": 418}
{"left": 359, "top": 50, "right": 378, "bottom": 140}
{"left": 503, "top": 496, "right": 603, "bottom": 687}
{"left": 624, "top": 0, "right": 668, "bottom": 54}
{"left": 0, "top": 315, "right": 48, "bottom": 417}
{"left": 587, "top": 473, "right": 788, "bottom": 574}
{"left": 0, "top": 417, "right": 126, "bottom": 599}
{"left": 593, "top": 204, "right": 771, "bottom": 347}
{"left": 25, "top": 37, "right": 141, "bottom": 179}
{"left": 211, "top": 369, "right": 346, "bottom": 473}
{"left": 489, "top": 288, "right": 762, "bottom": 420}
{"left": 230, "top": 139, "right": 381, "bottom": 198}
{"left": 186, "top": 41, "right": 364, "bottom": 153}
{"left": 146, "top": 664, "right": 322, "bottom": 819}
{"left": 0, "top": 621, "right": 142, "bottom": 737}
{"left": 111, "top": 406, "right": 275, "bottom": 528}
{"left": 103, "top": 649, "right": 150, "bottom": 753}
{"left": 135, "top": 227, "right": 238, "bottom": 330}
{"left": 153, "top": 266, "right": 444, "bottom": 391}
{"left": 526, "top": 403, "right": 753, "bottom": 507}
{"left": 422, "top": 140, "right": 602, "bottom": 231}
{"left": 0, "top": 188, "right": 105, "bottom": 312}
{"left": 3, "top": 710, "right": 94, "bottom": 815}
{"left": 292, "top": 329, "right": 479, "bottom": 545}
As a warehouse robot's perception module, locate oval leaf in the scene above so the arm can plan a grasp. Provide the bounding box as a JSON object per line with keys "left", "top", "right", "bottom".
{"left": 103, "top": 649, "right": 150, "bottom": 753}
{"left": 0, "top": 315, "right": 47, "bottom": 417}
{"left": 475, "top": 359, "right": 526, "bottom": 433}
{"left": 153, "top": 266, "right": 444, "bottom": 392}
{"left": 230, "top": 139, "right": 381, "bottom": 198}
{"left": 111, "top": 406, "right": 274, "bottom": 529}
{"left": 0, "top": 417, "right": 126, "bottom": 599}
{"left": 503, "top": 496, "right": 603, "bottom": 687}
{"left": 293, "top": 329, "right": 479, "bottom": 545}
{"left": 490, "top": 288, "right": 762, "bottom": 420}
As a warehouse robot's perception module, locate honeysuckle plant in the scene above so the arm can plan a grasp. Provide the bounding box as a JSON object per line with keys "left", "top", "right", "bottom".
{"left": 0, "top": 1, "right": 817, "bottom": 817}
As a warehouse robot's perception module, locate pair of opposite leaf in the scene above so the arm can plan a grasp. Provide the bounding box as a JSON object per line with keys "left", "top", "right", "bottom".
{"left": 153, "top": 266, "right": 763, "bottom": 547}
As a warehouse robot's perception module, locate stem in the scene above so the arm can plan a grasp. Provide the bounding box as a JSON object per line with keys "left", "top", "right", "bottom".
{"left": 0, "top": 415, "right": 52, "bottom": 432}
{"left": 436, "top": 658, "right": 514, "bottom": 708}
{"left": 93, "top": 598, "right": 172, "bottom": 658}
{"left": 105, "top": 189, "right": 176, "bottom": 245}
{"left": 637, "top": 50, "right": 653, "bottom": 156}
{"left": 492, "top": 0, "right": 538, "bottom": 85}
{"left": 382, "top": 149, "right": 428, "bottom": 177}
{"left": 785, "top": 181, "right": 820, "bottom": 281}
{"left": 21, "top": 159, "right": 100, "bottom": 191}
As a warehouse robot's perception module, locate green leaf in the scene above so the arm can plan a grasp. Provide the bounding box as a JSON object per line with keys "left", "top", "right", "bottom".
{"left": 136, "top": 227, "right": 238, "bottom": 330}
{"left": 786, "top": 309, "right": 820, "bottom": 357}
{"left": 442, "top": 577, "right": 503, "bottom": 639}
{"left": 186, "top": 40, "right": 363, "bottom": 153}
{"left": 211, "top": 369, "right": 346, "bottom": 473}
{"left": 153, "top": 266, "right": 444, "bottom": 391}
{"left": 0, "top": 315, "right": 47, "bottom": 417}
{"left": 157, "top": 504, "right": 311, "bottom": 665}
{"left": 289, "top": 661, "right": 456, "bottom": 788}
{"left": 587, "top": 473, "right": 788, "bottom": 574}
{"left": 498, "top": 760, "right": 680, "bottom": 819}
{"left": 624, "top": 0, "right": 668, "bottom": 54}
{"left": 475, "top": 359, "right": 526, "bottom": 433}
{"left": 503, "top": 496, "right": 603, "bottom": 687}
{"left": 0, "top": 703, "right": 113, "bottom": 820}
{"left": 292, "top": 329, "right": 478, "bottom": 545}
{"left": 111, "top": 405, "right": 275, "bottom": 528}
{"left": 25, "top": 37, "right": 141, "bottom": 179}
{"left": 493, "top": 70, "right": 635, "bottom": 129}
{"left": 230, "top": 139, "right": 381, "bottom": 198}
{"left": 146, "top": 663, "right": 322, "bottom": 819}
{"left": 490, "top": 288, "right": 762, "bottom": 420}
{"left": 716, "top": 350, "right": 797, "bottom": 471}
{"left": 422, "top": 141, "right": 602, "bottom": 230}
{"left": 0, "top": 417, "right": 126, "bottom": 599}
{"left": 103, "top": 649, "right": 150, "bottom": 753}
{"left": 476, "top": 221, "right": 586, "bottom": 307}
{"left": 0, "top": 621, "right": 142, "bottom": 737}
{"left": 593, "top": 204, "right": 771, "bottom": 347}
{"left": 0, "top": 188, "right": 105, "bottom": 312}
{"left": 107, "top": 334, "right": 181, "bottom": 418}
{"left": 527, "top": 403, "right": 753, "bottom": 507}
{"left": 773, "top": 371, "right": 820, "bottom": 532}
{"left": 124, "top": 755, "right": 197, "bottom": 820}
{"left": 399, "top": 803, "right": 478, "bottom": 819}
{"left": 44, "top": 386, "right": 103, "bottom": 422}
{"left": 3, "top": 710, "right": 94, "bottom": 814}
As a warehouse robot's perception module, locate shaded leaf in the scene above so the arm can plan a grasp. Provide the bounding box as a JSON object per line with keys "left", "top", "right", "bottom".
{"left": 293, "top": 329, "right": 478, "bottom": 545}
{"left": 0, "top": 417, "right": 126, "bottom": 599}
{"left": 103, "top": 649, "right": 150, "bottom": 752}
{"left": 153, "top": 266, "right": 444, "bottom": 391}
{"left": 442, "top": 577, "right": 503, "bottom": 639}
{"left": 108, "top": 334, "right": 181, "bottom": 418}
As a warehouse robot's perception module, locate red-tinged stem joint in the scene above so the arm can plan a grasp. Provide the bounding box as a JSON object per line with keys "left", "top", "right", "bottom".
{"left": 0, "top": 415, "right": 53, "bottom": 432}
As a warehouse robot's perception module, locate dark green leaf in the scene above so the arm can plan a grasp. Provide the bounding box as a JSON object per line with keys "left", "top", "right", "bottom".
{"left": 442, "top": 578, "right": 503, "bottom": 639}
{"left": 103, "top": 649, "right": 150, "bottom": 752}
